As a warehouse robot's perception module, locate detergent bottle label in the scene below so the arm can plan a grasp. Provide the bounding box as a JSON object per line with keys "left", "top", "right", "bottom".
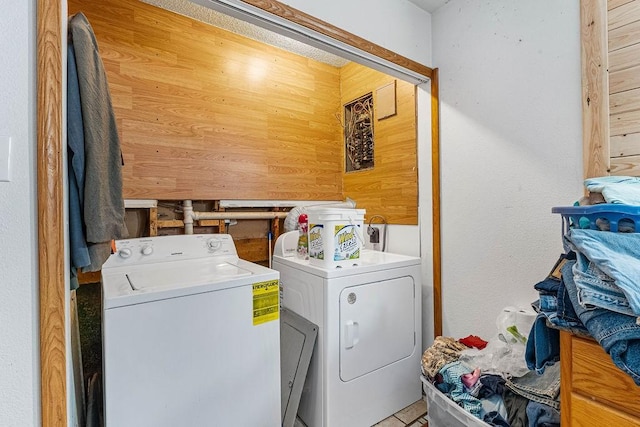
{"left": 308, "top": 224, "right": 324, "bottom": 260}
{"left": 334, "top": 224, "right": 360, "bottom": 261}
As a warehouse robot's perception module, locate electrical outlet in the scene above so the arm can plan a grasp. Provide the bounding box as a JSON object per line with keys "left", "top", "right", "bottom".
{"left": 367, "top": 226, "right": 380, "bottom": 244}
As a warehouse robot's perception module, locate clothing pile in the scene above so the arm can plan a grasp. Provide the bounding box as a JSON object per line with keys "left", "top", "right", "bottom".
{"left": 421, "top": 334, "right": 560, "bottom": 427}
{"left": 531, "top": 176, "right": 640, "bottom": 387}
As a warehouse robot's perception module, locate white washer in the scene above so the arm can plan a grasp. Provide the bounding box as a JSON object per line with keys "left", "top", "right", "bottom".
{"left": 101, "top": 234, "right": 280, "bottom": 427}
{"left": 272, "top": 232, "right": 422, "bottom": 427}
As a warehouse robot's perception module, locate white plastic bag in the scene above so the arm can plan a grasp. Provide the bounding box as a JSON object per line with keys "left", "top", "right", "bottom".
{"left": 459, "top": 307, "right": 536, "bottom": 378}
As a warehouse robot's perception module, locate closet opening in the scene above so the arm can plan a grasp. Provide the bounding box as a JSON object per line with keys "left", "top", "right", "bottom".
{"left": 37, "top": 1, "right": 440, "bottom": 425}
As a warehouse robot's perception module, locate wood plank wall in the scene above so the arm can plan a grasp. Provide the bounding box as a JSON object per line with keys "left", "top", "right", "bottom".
{"left": 68, "top": 0, "right": 418, "bottom": 224}
{"left": 68, "top": 0, "right": 343, "bottom": 201}
{"left": 607, "top": 0, "right": 640, "bottom": 175}
{"left": 340, "top": 63, "right": 418, "bottom": 224}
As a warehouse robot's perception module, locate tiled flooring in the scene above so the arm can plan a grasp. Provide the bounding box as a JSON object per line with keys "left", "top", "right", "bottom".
{"left": 373, "top": 399, "right": 428, "bottom": 427}
{"left": 294, "top": 398, "right": 428, "bottom": 427}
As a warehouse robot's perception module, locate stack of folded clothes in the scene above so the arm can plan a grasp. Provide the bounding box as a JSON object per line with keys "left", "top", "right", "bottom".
{"left": 531, "top": 176, "right": 640, "bottom": 389}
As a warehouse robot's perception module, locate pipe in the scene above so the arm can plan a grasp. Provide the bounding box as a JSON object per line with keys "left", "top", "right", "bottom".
{"left": 268, "top": 231, "right": 273, "bottom": 268}
{"left": 192, "top": 211, "right": 289, "bottom": 220}
{"left": 183, "top": 200, "right": 194, "bottom": 234}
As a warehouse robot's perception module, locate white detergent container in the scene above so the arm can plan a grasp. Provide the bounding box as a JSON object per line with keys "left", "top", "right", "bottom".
{"left": 306, "top": 207, "right": 365, "bottom": 268}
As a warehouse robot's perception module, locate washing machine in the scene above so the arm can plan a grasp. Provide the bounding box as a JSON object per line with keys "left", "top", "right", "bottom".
{"left": 101, "top": 234, "right": 280, "bottom": 427}
{"left": 272, "top": 232, "right": 422, "bottom": 427}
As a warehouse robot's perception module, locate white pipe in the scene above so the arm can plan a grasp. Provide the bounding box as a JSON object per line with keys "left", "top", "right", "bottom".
{"left": 183, "top": 200, "right": 194, "bottom": 235}
{"left": 268, "top": 231, "right": 273, "bottom": 268}
{"left": 192, "top": 211, "right": 289, "bottom": 220}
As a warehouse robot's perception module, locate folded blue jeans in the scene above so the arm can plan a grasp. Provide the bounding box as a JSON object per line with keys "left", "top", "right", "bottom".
{"left": 564, "top": 229, "right": 640, "bottom": 316}
{"left": 562, "top": 261, "right": 640, "bottom": 385}
{"left": 505, "top": 362, "right": 560, "bottom": 410}
{"left": 532, "top": 252, "right": 586, "bottom": 333}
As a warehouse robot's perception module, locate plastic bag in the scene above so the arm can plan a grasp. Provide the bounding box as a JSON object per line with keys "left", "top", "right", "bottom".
{"left": 459, "top": 307, "right": 536, "bottom": 378}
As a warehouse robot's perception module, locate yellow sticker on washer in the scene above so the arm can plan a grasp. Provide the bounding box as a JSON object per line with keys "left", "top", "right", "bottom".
{"left": 252, "top": 280, "right": 280, "bottom": 325}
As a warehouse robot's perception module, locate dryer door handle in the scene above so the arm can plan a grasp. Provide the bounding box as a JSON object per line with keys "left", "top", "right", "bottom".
{"left": 344, "top": 320, "right": 359, "bottom": 349}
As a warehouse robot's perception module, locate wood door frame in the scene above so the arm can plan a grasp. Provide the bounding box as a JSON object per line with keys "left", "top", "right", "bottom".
{"left": 36, "top": 1, "right": 441, "bottom": 424}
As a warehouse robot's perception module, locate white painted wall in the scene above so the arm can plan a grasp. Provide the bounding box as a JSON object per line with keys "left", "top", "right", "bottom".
{"left": 432, "top": 0, "right": 584, "bottom": 340}
{"left": 280, "top": 0, "right": 433, "bottom": 66}
{"left": 0, "top": 0, "right": 40, "bottom": 426}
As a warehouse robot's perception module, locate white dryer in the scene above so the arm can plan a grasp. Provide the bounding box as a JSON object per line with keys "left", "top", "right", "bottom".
{"left": 272, "top": 232, "right": 422, "bottom": 427}
{"left": 101, "top": 234, "right": 280, "bottom": 427}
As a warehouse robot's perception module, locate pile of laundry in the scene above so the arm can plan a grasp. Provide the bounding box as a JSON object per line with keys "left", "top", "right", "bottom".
{"left": 531, "top": 176, "right": 640, "bottom": 387}
{"left": 422, "top": 332, "right": 560, "bottom": 427}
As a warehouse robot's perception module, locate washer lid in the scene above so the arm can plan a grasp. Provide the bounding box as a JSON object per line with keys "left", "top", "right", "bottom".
{"left": 126, "top": 259, "right": 253, "bottom": 291}
{"left": 102, "top": 257, "right": 278, "bottom": 309}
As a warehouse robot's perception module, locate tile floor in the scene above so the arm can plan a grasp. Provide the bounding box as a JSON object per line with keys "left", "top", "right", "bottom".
{"left": 373, "top": 399, "right": 428, "bottom": 427}
{"left": 294, "top": 398, "right": 428, "bottom": 427}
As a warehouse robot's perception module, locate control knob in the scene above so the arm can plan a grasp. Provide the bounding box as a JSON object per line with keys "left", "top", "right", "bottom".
{"left": 118, "top": 248, "right": 132, "bottom": 259}
{"left": 206, "top": 238, "right": 222, "bottom": 252}
{"left": 141, "top": 245, "right": 153, "bottom": 256}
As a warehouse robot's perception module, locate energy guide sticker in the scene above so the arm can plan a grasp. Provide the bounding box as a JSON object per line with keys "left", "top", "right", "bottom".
{"left": 252, "top": 280, "right": 279, "bottom": 325}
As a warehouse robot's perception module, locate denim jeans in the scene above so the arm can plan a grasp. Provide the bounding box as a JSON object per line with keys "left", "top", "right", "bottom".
{"left": 562, "top": 261, "right": 640, "bottom": 386}
{"left": 525, "top": 313, "right": 559, "bottom": 374}
{"left": 526, "top": 401, "right": 560, "bottom": 427}
{"left": 505, "top": 362, "right": 560, "bottom": 410}
{"left": 533, "top": 253, "right": 586, "bottom": 331}
{"left": 483, "top": 410, "right": 510, "bottom": 427}
{"left": 564, "top": 229, "right": 640, "bottom": 316}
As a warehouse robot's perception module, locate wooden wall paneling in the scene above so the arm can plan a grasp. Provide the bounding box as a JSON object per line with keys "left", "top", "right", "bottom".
{"left": 608, "top": 0, "right": 635, "bottom": 10}
{"left": 608, "top": 13, "right": 640, "bottom": 49}
{"left": 610, "top": 132, "right": 640, "bottom": 156}
{"left": 340, "top": 62, "right": 418, "bottom": 225}
{"left": 608, "top": 0, "right": 640, "bottom": 30}
{"left": 236, "top": 237, "right": 269, "bottom": 264}
{"left": 581, "top": 0, "right": 610, "bottom": 179}
{"left": 608, "top": 65, "right": 640, "bottom": 94}
{"left": 610, "top": 155, "right": 640, "bottom": 174}
{"left": 68, "top": 0, "right": 344, "bottom": 202}
{"left": 608, "top": 40, "right": 640, "bottom": 72}
{"left": 610, "top": 108, "right": 640, "bottom": 135}
{"left": 610, "top": 87, "right": 640, "bottom": 115}
{"left": 37, "top": 0, "right": 67, "bottom": 424}
{"left": 607, "top": 1, "right": 640, "bottom": 174}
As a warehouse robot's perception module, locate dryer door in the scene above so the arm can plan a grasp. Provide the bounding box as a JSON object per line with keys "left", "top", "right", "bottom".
{"left": 339, "top": 276, "right": 415, "bottom": 381}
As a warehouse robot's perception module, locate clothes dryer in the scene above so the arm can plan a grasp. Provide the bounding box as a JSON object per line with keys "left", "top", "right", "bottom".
{"left": 101, "top": 234, "right": 280, "bottom": 427}
{"left": 272, "top": 232, "right": 422, "bottom": 427}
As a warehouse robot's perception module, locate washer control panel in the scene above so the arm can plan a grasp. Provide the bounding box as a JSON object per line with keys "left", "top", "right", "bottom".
{"left": 105, "top": 234, "right": 238, "bottom": 268}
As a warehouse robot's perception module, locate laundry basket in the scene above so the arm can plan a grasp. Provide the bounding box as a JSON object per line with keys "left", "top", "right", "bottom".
{"left": 421, "top": 376, "right": 490, "bottom": 427}
{"left": 551, "top": 204, "right": 640, "bottom": 235}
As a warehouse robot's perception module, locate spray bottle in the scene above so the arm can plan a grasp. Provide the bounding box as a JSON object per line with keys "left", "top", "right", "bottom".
{"left": 296, "top": 213, "right": 309, "bottom": 260}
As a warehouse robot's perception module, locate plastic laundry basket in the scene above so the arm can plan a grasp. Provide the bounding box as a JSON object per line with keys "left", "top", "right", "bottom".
{"left": 421, "top": 376, "right": 490, "bottom": 427}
